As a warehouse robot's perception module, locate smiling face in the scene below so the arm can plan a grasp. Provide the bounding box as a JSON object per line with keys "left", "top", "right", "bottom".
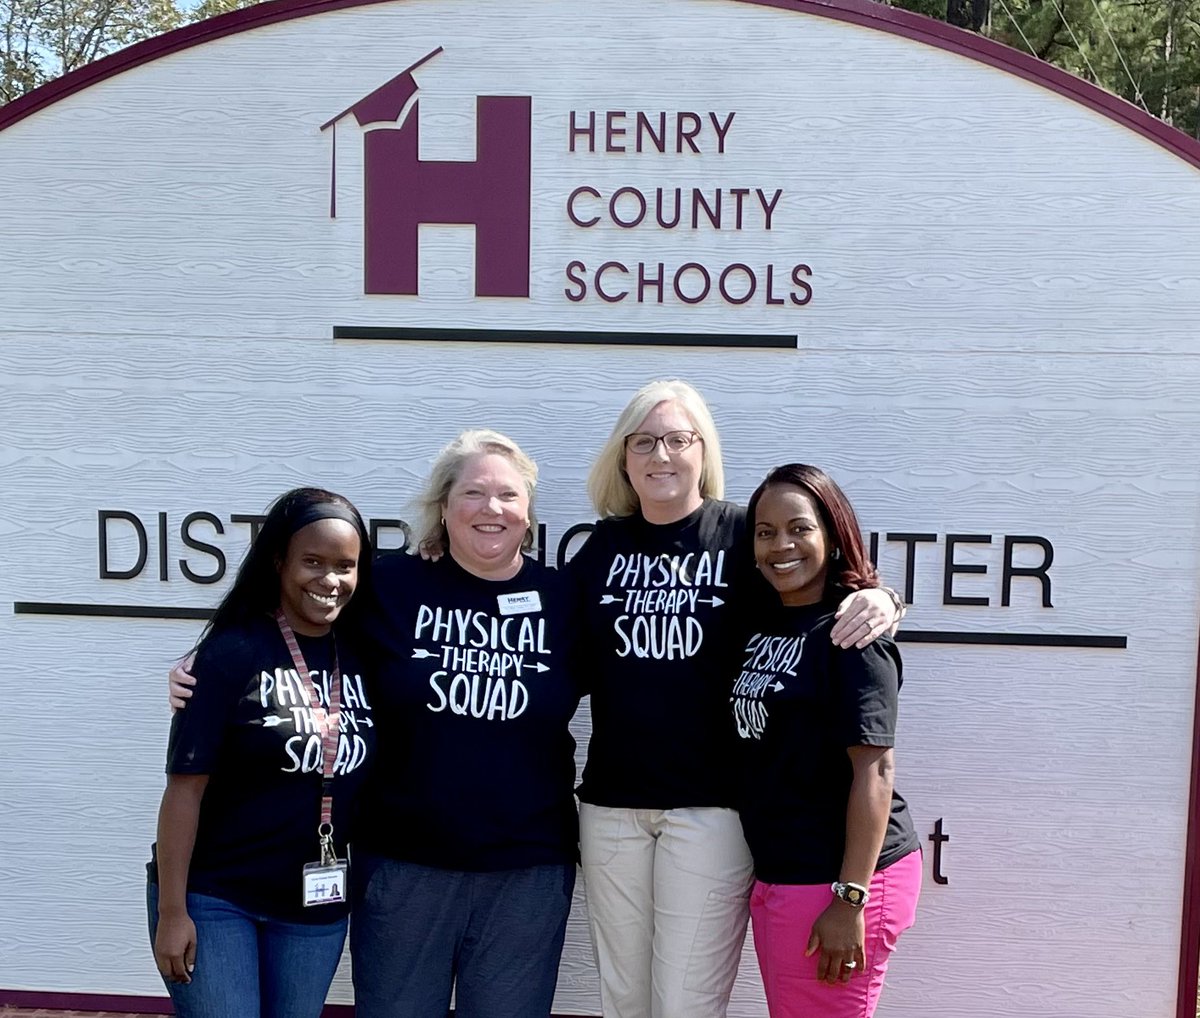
{"left": 443, "top": 451, "right": 531, "bottom": 580}
{"left": 753, "top": 483, "right": 832, "bottom": 606}
{"left": 624, "top": 400, "right": 705, "bottom": 524}
{"left": 276, "top": 518, "right": 361, "bottom": 636}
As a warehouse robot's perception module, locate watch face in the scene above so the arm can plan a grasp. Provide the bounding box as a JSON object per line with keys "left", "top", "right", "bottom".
{"left": 834, "top": 882, "right": 867, "bottom": 906}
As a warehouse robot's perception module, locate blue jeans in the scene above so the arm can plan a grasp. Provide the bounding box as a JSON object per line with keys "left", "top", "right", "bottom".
{"left": 350, "top": 855, "right": 575, "bottom": 1018}
{"left": 147, "top": 881, "right": 347, "bottom": 1018}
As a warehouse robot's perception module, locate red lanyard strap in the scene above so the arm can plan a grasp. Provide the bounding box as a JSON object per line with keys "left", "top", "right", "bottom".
{"left": 275, "top": 610, "right": 343, "bottom": 862}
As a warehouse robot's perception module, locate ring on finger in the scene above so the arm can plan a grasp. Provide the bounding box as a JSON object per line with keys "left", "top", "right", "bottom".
{"left": 843, "top": 960, "right": 857, "bottom": 970}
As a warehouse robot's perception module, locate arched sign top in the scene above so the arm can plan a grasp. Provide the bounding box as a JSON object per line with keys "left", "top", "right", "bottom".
{"left": 1, "top": 0, "right": 1198, "bottom": 172}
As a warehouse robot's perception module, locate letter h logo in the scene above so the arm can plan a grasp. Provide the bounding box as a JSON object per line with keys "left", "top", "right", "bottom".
{"left": 322, "top": 48, "right": 532, "bottom": 298}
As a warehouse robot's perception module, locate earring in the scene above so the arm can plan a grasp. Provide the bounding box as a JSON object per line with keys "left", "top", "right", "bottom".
{"left": 440, "top": 516, "right": 446, "bottom": 527}
{"left": 831, "top": 548, "right": 842, "bottom": 561}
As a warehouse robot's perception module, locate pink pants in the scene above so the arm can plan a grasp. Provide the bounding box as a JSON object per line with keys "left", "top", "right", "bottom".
{"left": 749, "top": 850, "right": 922, "bottom": 1018}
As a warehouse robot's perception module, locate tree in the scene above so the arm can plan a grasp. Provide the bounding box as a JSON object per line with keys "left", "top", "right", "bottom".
{"left": 891, "top": 0, "right": 1200, "bottom": 137}
{"left": 187, "top": 0, "right": 258, "bottom": 22}
{"left": 2, "top": 0, "right": 182, "bottom": 102}
{"left": 2, "top": 0, "right": 52, "bottom": 102}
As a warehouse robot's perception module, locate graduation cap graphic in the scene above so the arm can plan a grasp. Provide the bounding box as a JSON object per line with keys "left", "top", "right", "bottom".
{"left": 320, "top": 46, "right": 443, "bottom": 218}
{"left": 319, "top": 46, "right": 532, "bottom": 298}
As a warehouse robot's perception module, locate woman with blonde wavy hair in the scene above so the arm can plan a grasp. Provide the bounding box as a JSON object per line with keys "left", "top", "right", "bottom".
{"left": 348, "top": 428, "right": 581, "bottom": 1018}
{"left": 568, "top": 380, "right": 903, "bottom": 1018}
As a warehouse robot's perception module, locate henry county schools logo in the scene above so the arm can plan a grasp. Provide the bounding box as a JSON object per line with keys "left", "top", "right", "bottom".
{"left": 321, "top": 47, "right": 532, "bottom": 298}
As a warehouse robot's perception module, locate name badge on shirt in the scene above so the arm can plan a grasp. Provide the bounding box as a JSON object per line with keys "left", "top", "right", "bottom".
{"left": 497, "top": 591, "right": 542, "bottom": 616}
{"left": 302, "top": 860, "right": 348, "bottom": 907}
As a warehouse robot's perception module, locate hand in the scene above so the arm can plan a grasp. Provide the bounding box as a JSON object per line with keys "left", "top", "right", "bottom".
{"left": 154, "top": 910, "right": 197, "bottom": 983}
{"left": 418, "top": 538, "right": 444, "bottom": 562}
{"left": 168, "top": 654, "right": 197, "bottom": 712}
{"left": 831, "top": 588, "right": 897, "bottom": 649}
{"left": 805, "top": 900, "right": 866, "bottom": 984}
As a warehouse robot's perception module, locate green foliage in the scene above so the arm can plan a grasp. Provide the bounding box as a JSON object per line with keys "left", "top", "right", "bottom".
{"left": 893, "top": 0, "right": 949, "bottom": 17}
{"left": 188, "top": 0, "right": 260, "bottom": 23}
{"left": 895, "top": 0, "right": 1200, "bottom": 137}
{"left": 1, "top": 0, "right": 183, "bottom": 102}
{"left": 988, "top": 0, "right": 1200, "bottom": 136}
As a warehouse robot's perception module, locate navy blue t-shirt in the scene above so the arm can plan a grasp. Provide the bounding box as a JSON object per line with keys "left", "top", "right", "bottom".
{"left": 731, "top": 599, "right": 919, "bottom": 884}
{"left": 148, "top": 614, "right": 375, "bottom": 922}
{"left": 354, "top": 553, "right": 581, "bottom": 870}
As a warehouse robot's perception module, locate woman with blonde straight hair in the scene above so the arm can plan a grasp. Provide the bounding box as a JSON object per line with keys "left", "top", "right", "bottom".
{"left": 586, "top": 379, "right": 725, "bottom": 519}
{"left": 568, "top": 379, "right": 904, "bottom": 1018}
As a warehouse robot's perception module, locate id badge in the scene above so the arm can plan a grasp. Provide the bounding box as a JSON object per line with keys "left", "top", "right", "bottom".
{"left": 302, "top": 859, "right": 349, "bottom": 907}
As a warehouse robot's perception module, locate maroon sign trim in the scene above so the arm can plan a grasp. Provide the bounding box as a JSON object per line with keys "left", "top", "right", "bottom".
{"left": 0, "top": 0, "right": 1197, "bottom": 173}
{"left": 0, "top": 987, "right": 575, "bottom": 1017}
{"left": 1179, "top": 632, "right": 1200, "bottom": 1018}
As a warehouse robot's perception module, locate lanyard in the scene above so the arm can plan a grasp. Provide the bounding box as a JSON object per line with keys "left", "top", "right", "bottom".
{"left": 274, "top": 610, "right": 343, "bottom": 866}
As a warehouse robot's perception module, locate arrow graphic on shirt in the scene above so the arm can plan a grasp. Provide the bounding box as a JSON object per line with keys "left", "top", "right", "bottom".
{"left": 262, "top": 715, "right": 286, "bottom": 727}
{"left": 601, "top": 594, "right": 723, "bottom": 606}
{"left": 771, "top": 681, "right": 784, "bottom": 692}
{"left": 522, "top": 661, "right": 550, "bottom": 673}
{"left": 411, "top": 648, "right": 438, "bottom": 659}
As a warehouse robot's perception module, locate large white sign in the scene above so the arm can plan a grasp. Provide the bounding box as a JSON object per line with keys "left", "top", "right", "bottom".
{"left": 3, "top": 0, "right": 1200, "bottom": 1014}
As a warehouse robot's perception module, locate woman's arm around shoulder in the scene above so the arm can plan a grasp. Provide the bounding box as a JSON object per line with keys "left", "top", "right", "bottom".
{"left": 830, "top": 586, "right": 905, "bottom": 650}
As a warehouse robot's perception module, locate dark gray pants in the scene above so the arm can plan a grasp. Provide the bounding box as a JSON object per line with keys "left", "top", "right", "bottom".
{"left": 350, "top": 853, "right": 575, "bottom": 1018}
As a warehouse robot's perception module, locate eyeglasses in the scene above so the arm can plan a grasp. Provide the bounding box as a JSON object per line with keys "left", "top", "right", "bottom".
{"left": 624, "top": 430, "right": 702, "bottom": 455}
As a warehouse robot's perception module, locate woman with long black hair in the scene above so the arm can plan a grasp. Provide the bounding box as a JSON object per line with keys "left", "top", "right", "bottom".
{"left": 148, "top": 487, "right": 375, "bottom": 1018}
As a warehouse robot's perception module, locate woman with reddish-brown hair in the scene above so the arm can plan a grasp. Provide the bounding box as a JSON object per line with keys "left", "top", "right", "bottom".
{"left": 733, "top": 464, "right": 921, "bottom": 1018}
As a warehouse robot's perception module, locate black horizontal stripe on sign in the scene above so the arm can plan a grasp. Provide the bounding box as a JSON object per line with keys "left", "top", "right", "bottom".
{"left": 896, "top": 630, "right": 1127, "bottom": 649}
{"left": 14, "top": 601, "right": 213, "bottom": 620}
{"left": 13, "top": 603, "right": 1128, "bottom": 648}
{"left": 333, "top": 326, "right": 796, "bottom": 349}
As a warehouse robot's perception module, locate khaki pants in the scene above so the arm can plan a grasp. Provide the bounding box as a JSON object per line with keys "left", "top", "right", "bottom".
{"left": 580, "top": 804, "right": 754, "bottom": 1018}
